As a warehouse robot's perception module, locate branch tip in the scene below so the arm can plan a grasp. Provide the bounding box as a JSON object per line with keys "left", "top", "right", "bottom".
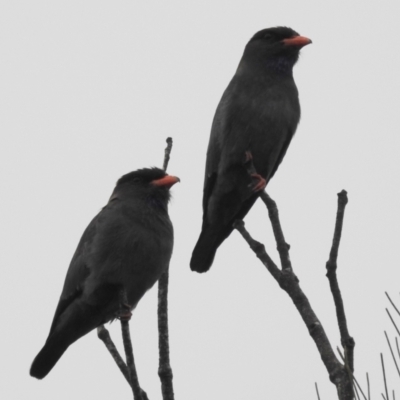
{"left": 163, "top": 137, "right": 173, "bottom": 172}
{"left": 338, "top": 189, "right": 348, "bottom": 202}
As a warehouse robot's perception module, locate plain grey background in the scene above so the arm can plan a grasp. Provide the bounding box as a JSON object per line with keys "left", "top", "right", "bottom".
{"left": 1, "top": 1, "right": 400, "bottom": 399}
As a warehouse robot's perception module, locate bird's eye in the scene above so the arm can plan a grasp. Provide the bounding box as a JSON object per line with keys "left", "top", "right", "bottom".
{"left": 132, "top": 177, "right": 142, "bottom": 183}
{"left": 263, "top": 33, "right": 272, "bottom": 40}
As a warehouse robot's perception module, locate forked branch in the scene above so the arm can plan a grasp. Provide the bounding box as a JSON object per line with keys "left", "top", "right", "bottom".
{"left": 237, "top": 155, "right": 354, "bottom": 400}
{"left": 326, "top": 190, "right": 355, "bottom": 373}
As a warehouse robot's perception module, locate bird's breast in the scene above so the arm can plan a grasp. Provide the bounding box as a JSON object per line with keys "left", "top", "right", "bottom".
{"left": 221, "top": 78, "right": 300, "bottom": 170}
{"left": 85, "top": 205, "right": 173, "bottom": 309}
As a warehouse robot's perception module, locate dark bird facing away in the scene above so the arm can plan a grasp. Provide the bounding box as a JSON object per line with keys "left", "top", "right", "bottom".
{"left": 30, "top": 168, "right": 179, "bottom": 379}
{"left": 190, "top": 26, "right": 311, "bottom": 273}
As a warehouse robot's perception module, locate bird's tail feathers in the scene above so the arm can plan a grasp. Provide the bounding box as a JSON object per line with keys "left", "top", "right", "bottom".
{"left": 190, "top": 226, "right": 229, "bottom": 273}
{"left": 30, "top": 299, "right": 107, "bottom": 379}
{"left": 30, "top": 334, "right": 70, "bottom": 379}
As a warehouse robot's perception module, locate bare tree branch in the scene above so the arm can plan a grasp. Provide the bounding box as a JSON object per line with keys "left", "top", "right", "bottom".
{"left": 157, "top": 137, "right": 175, "bottom": 400}
{"left": 386, "top": 292, "right": 400, "bottom": 318}
{"left": 235, "top": 158, "right": 354, "bottom": 400}
{"left": 97, "top": 290, "right": 148, "bottom": 400}
{"left": 163, "top": 137, "right": 173, "bottom": 171}
{"left": 243, "top": 156, "right": 291, "bottom": 270}
{"left": 386, "top": 309, "right": 400, "bottom": 337}
{"left": 233, "top": 220, "right": 280, "bottom": 280}
{"left": 354, "top": 384, "right": 361, "bottom": 400}
{"left": 158, "top": 270, "right": 174, "bottom": 400}
{"left": 120, "top": 290, "right": 148, "bottom": 400}
{"left": 315, "top": 382, "right": 321, "bottom": 400}
{"left": 384, "top": 331, "right": 400, "bottom": 378}
{"left": 97, "top": 325, "right": 130, "bottom": 384}
{"left": 382, "top": 353, "right": 389, "bottom": 400}
{"left": 258, "top": 191, "right": 292, "bottom": 271}
{"left": 326, "top": 191, "right": 355, "bottom": 374}
{"left": 337, "top": 348, "right": 367, "bottom": 400}
{"left": 120, "top": 319, "right": 147, "bottom": 400}
{"left": 234, "top": 217, "right": 353, "bottom": 399}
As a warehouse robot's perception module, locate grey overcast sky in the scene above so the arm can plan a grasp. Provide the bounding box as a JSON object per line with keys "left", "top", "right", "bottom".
{"left": 1, "top": 1, "right": 400, "bottom": 399}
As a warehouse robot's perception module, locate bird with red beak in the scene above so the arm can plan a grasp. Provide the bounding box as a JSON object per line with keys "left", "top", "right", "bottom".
{"left": 191, "top": 26, "right": 311, "bottom": 273}
{"left": 30, "top": 167, "right": 179, "bottom": 379}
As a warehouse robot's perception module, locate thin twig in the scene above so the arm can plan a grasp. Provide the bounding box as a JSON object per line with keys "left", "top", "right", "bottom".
{"left": 97, "top": 325, "right": 130, "bottom": 384}
{"left": 120, "top": 290, "right": 148, "bottom": 400}
{"left": 326, "top": 190, "right": 355, "bottom": 374}
{"left": 315, "top": 382, "right": 321, "bottom": 400}
{"left": 353, "top": 378, "right": 366, "bottom": 399}
{"left": 120, "top": 320, "right": 147, "bottom": 400}
{"left": 157, "top": 137, "right": 175, "bottom": 400}
{"left": 163, "top": 137, "right": 173, "bottom": 171}
{"left": 259, "top": 192, "right": 292, "bottom": 271}
{"left": 386, "top": 292, "right": 400, "bottom": 318}
{"left": 382, "top": 353, "right": 389, "bottom": 400}
{"left": 367, "top": 373, "right": 370, "bottom": 400}
{"left": 233, "top": 220, "right": 280, "bottom": 280}
{"left": 337, "top": 347, "right": 367, "bottom": 400}
{"left": 354, "top": 383, "right": 361, "bottom": 400}
{"left": 158, "top": 270, "right": 174, "bottom": 400}
{"left": 243, "top": 155, "right": 291, "bottom": 270}
{"left": 386, "top": 309, "right": 400, "bottom": 336}
{"left": 384, "top": 331, "right": 400, "bottom": 378}
{"left": 396, "top": 338, "right": 400, "bottom": 362}
{"left": 238, "top": 159, "right": 354, "bottom": 399}
{"left": 97, "top": 296, "right": 144, "bottom": 396}
{"left": 235, "top": 217, "right": 353, "bottom": 400}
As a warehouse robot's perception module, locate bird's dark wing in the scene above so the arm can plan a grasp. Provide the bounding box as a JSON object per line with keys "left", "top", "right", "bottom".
{"left": 268, "top": 127, "right": 295, "bottom": 180}
{"left": 202, "top": 122, "right": 221, "bottom": 215}
{"left": 202, "top": 171, "right": 217, "bottom": 217}
{"left": 48, "top": 204, "right": 111, "bottom": 335}
{"left": 202, "top": 83, "right": 235, "bottom": 216}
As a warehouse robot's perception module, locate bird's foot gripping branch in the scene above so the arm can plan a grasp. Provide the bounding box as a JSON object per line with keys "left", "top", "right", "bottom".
{"left": 244, "top": 151, "right": 267, "bottom": 192}
{"left": 98, "top": 289, "right": 149, "bottom": 400}
{"left": 234, "top": 161, "right": 355, "bottom": 400}
{"left": 117, "top": 295, "right": 133, "bottom": 322}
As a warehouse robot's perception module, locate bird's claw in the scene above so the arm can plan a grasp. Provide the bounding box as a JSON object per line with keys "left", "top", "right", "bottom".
{"left": 118, "top": 312, "right": 132, "bottom": 322}
{"left": 117, "top": 310, "right": 132, "bottom": 322}
{"left": 249, "top": 174, "right": 267, "bottom": 192}
{"left": 117, "top": 302, "right": 132, "bottom": 321}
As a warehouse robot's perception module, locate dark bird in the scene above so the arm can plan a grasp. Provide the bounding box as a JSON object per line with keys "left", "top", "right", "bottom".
{"left": 190, "top": 26, "right": 311, "bottom": 273}
{"left": 30, "top": 168, "right": 179, "bottom": 379}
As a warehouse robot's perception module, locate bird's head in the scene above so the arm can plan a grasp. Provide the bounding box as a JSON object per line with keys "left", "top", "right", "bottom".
{"left": 243, "top": 26, "right": 311, "bottom": 73}
{"left": 113, "top": 167, "right": 180, "bottom": 206}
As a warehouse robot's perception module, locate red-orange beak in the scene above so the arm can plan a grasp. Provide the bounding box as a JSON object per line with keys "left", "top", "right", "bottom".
{"left": 282, "top": 35, "right": 312, "bottom": 48}
{"left": 152, "top": 175, "right": 180, "bottom": 188}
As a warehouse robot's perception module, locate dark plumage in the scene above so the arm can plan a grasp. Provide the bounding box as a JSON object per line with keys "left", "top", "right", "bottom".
{"left": 30, "top": 167, "right": 179, "bottom": 379}
{"left": 190, "top": 27, "right": 311, "bottom": 273}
